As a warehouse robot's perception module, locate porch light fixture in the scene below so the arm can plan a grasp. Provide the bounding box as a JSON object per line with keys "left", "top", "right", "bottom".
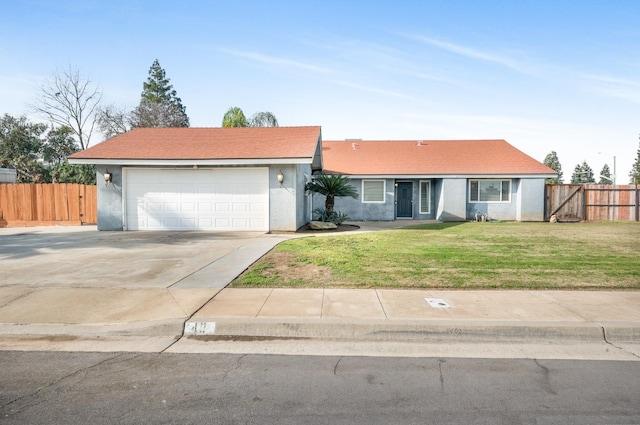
{"left": 103, "top": 170, "right": 112, "bottom": 185}
{"left": 277, "top": 170, "right": 284, "bottom": 185}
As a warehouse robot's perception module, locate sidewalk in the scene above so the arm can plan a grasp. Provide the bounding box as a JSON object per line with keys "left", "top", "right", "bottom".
{"left": 184, "top": 288, "right": 640, "bottom": 343}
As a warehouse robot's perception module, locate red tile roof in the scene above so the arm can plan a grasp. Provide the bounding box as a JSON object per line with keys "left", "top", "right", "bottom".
{"left": 322, "top": 140, "right": 555, "bottom": 176}
{"left": 69, "top": 126, "right": 322, "bottom": 160}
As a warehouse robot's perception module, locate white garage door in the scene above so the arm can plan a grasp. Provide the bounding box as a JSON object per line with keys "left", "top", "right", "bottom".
{"left": 125, "top": 168, "right": 269, "bottom": 231}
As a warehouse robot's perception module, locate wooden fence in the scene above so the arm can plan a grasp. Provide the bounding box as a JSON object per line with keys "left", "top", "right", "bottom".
{"left": 545, "top": 184, "right": 639, "bottom": 222}
{"left": 0, "top": 184, "right": 97, "bottom": 227}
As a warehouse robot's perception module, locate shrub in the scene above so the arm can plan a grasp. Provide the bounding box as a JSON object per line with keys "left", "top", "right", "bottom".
{"left": 313, "top": 208, "right": 350, "bottom": 225}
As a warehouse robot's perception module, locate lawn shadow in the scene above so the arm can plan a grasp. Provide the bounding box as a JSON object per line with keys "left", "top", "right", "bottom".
{"left": 398, "top": 222, "right": 467, "bottom": 231}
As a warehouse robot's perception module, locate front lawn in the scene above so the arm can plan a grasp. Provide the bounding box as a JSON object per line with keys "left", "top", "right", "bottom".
{"left": 231, "top": 222, "right": 640, "bottom": 289}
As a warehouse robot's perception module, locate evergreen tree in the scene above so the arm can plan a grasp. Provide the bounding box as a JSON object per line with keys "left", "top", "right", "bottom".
{"left": 0, "top": 114, "right": 94, "bottom": 184}
{"left": 133, "top": 59, "right": 189, "bottom": 128}
{"left": 543, "top": 151, "right": 563, "bottom": 183}
{"left": 571, "top": 160, "right": 595, "bottom": 183}
{"left": 0, "top": 114, "right": 47, "bottom": 182}
{"left": 598, "top": 164, "right": 612, "bottom": 184}
{"left": 630, "top": 136, "right": 640, "bottom": 184}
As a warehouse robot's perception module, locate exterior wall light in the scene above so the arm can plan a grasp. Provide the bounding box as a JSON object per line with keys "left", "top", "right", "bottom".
{"left": 104, "top": 170, "right": 113, "bottom": 185}
{"left": 277, "top": 170, "right": 284, "bottom": 185}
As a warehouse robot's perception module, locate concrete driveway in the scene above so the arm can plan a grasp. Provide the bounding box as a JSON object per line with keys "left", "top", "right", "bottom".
{"left": 0, "top": 226, "right": 291, "bottom": 349}
{"left": 1, "top": 226, "right": 288, "bottom": 288}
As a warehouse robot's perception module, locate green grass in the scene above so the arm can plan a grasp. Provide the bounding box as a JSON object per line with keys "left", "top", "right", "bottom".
{"left": 231, "top": 222, "right": 640, "bottom": 290}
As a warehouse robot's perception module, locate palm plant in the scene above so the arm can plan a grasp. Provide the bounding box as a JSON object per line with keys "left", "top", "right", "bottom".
{"left": 222, "top": 107, "right": 248, "bottom": 127}
{"left": 306, "top": 173, "right": 358, "bottom": 213}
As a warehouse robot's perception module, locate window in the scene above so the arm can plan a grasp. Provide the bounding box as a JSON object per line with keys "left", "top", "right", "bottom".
{"left": 362, "top": 180, "right": 385, "bottom": 203}
{"left": 419, "top": 180, "right": 431, "bottom": 213}
{"left": 469, "top": 180, "right": 511, "bottom": 203}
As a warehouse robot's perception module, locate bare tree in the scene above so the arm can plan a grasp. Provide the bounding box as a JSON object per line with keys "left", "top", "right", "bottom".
{"left": 97, "top": 104, "right": 131, "bottom": 139}
{"left": 31, "top": 66, "right": 102, "bottom": 150}
{"left": 131, "top": 100, "right": 187, "bottom": 128}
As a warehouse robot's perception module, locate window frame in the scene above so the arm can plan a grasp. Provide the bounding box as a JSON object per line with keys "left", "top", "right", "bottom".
{"left": 361, "top": 179, "right": 386, "bottom": 203}
{"left": 469, "top": 179, "right": 512, "bottom": 203}
{"left": 419, "top": 180, "right": 431, "bottom": 214}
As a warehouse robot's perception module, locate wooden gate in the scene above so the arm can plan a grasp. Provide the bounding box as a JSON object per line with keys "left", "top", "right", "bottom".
{"left": 0, "top": 183, "right": 97, "bottom": 227}
{"left": 545, "top": 184, "right": 640, "bottom": 222}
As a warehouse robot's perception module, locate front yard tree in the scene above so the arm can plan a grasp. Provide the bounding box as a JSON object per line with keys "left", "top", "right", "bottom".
{"left": 306, "top": 173, "right": 358, "bottom": 213}
{"left": 30, "top": 66, "right": 102, "bottom": 150}
{"left": 571, "top": 160, "right": 595, "bottom": 183}
{"left": 543, "top": 151, "right": 563, "bottom": 183}
{"left": 132, "top": 59, "right": 189, "bottom": 128}
{"left": 630, "top": 136, "right": 640, "bottom": 184}
{"left": 599, "top": 164, "right": 612, "bottom": 184}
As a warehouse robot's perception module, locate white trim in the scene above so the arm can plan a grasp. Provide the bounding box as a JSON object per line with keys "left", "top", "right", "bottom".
{"left": 343, "top": 173, "right": 556, "bottom": 179}
{"left": 469, "top": 179, "right": 512, "bottom": 203}
{"left": 419, "top": 180, "right": 431, "bottom": 214}
{"left": 361, "top": 179, "right": 386, "bottom": 203}
{"left": 69, "top": 158, "right": 313, "bottom": 166}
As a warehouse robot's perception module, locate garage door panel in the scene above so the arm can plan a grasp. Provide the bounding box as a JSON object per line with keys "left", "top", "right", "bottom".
{"left": 126, "top": 168, "right": 268, "bottom": 231}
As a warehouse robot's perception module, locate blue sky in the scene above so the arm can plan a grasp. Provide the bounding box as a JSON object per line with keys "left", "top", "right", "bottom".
{"left": 1, "top": 0, "right": 639, "bottom": 182}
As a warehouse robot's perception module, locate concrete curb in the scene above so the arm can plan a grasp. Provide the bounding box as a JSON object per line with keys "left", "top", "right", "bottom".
{"left": 183, "top": 318, "right": 640, "bottom": 344}
{"left": 0, "top": 319, "right": 185, "bottom": 337}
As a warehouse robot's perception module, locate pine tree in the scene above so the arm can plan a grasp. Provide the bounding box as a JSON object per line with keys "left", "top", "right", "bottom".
{"left": 630, "top": 136, "right": 640, "bottom": 184}
{"left": 132, "top": 59, "right": 189, "bottom": 128}
{"left": 571, "top": 160, "right": 595, "bottom": 183}
{"left": 598, "top": 164, "right": 612, "bottom": 184}
{"left": 543, "top": 151, "right": 563, "bottom": 183}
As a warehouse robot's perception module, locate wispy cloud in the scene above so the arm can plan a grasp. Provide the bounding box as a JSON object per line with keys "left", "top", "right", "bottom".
{"left": 582, "top": 73, "right": 640, "bottom": 88}
{"left": 401, "top": 33, "right": 540, "bottom": 76}
{"left": 216, "top": 48, "right": 333, "bottom": 74}
{"left": 331, "top": 79, "right": 417, "bottom": 100}
{"left": 581, "top": 73, "right": 640, "bottom": 103}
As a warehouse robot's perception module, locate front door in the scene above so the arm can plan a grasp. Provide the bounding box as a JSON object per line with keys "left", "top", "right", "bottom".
{"left": 396, "top": 182, "right": 413, "bottom": 218}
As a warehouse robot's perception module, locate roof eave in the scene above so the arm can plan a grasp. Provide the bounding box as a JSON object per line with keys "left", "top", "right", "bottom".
{"left": 323, "top": 173, "right": 558, "bottom": 179}
{"left": 68, "top": 158, "right": 315, "bottom": 166}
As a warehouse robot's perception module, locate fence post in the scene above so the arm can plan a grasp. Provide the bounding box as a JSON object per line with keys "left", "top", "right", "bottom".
{"left": 582, "top": 185, "right": 587, "bottom": 221}
{"left": 636, "top": 185, "right": 639, "bottom": 222}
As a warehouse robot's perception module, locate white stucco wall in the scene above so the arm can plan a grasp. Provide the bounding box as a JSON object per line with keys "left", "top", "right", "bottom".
{"left": 517, "top": 178, "right": 546, "bottom": 221}
{"left": 437, "top": 178, "right": 467, "bottom": 221}
{"left": 269, "top": 164, "right": 306, "bottom": 232}
{"left": 95, "top": 165, "right": 125, "bottom": 231}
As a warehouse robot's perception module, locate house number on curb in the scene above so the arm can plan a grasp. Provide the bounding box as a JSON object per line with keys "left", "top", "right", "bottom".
{"left": 184, "top": 322, "right": 216, "bottom": 335}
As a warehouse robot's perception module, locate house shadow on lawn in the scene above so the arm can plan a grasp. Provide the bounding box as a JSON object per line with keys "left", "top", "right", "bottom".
{"left": 400, "top": 222, "right": 467, "bottom": 231}
{"left": 295, "top": 220, "right": 467, "bottom": 234}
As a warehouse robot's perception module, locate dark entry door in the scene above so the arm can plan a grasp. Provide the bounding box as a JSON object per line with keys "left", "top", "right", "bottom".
{"left": 396, "top": 182, "right": 413, "bottom": 218}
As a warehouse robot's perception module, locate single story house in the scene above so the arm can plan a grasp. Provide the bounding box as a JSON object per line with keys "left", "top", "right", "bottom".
{"left": 69, "top": 127, "right": 556, "bottom": 231}
{"left": 316, "top": 139, "right": 556, "bottom": 222}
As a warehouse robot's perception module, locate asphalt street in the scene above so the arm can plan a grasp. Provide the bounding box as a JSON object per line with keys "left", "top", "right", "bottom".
{"left": 1, "top": 351, "right": 639, "bottom": 425}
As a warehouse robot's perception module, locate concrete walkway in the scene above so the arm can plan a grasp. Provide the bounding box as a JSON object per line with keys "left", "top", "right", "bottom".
{"left": 1, "top": 222, "right": 639, "bottom": 358}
